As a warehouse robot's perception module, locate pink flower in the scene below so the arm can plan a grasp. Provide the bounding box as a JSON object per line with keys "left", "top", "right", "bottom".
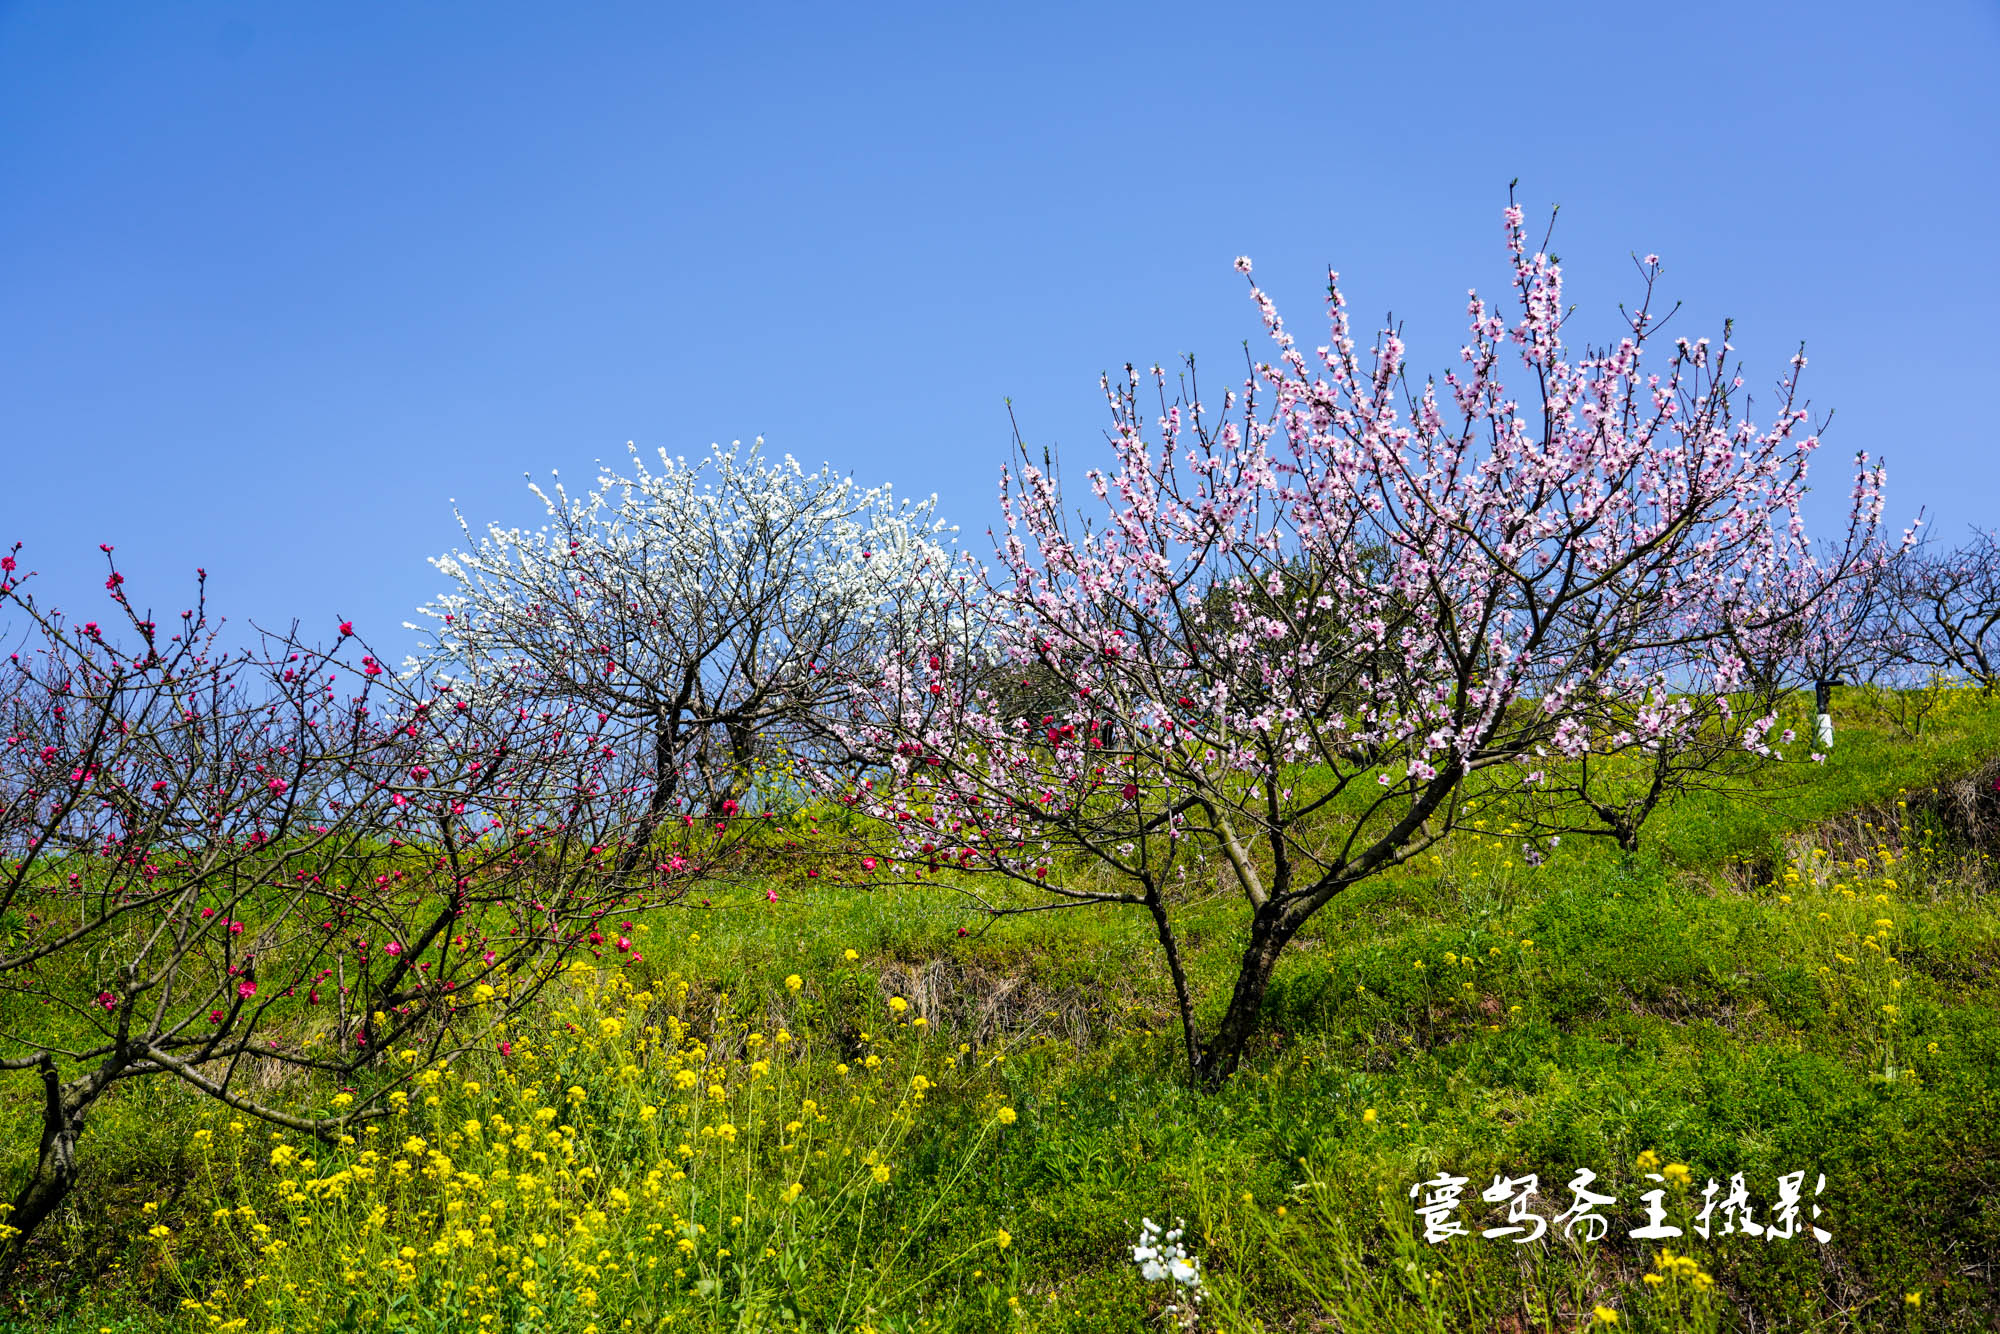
{"left": 616, "top": 935, "right": 631, "bottom": 951}
{"left": 765, "top": 888, "right": 778, "bottom": 903}
{"left": 499, "top": 1040, "right": 513, "bottom": 1057}
{"left": 339, "top": 620, "right": 353, "bottom": 637}
{"left": 200, "top": 907, "right": 215, "bottom": 919}
{"left": 237, "top": 981, "right": 256, "bottom": 999}
{"left": 267, "top": 778, "right": 289, "bottom": 794}
{"left": 209, "top": 1009, "right": 225, "bottom": 1024}
{"left": 228, "top": 920, "right": 244, "bottom": 935}
{"left": 96, "top": 990, "right": 118, "bottom": 1012}
{"left": 861, "top": 857, "right": 878, "bottom": 872}
{"left": 383, "top": 942, "right": 403, "bottom": 957}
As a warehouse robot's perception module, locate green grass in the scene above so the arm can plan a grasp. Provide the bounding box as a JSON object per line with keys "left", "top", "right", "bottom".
{"left": 5, "top": 689, "right": 2000, "bottom": 1331}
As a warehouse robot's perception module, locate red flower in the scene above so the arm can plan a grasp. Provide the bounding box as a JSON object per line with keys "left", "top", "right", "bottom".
{"left": 238, "top": 981, "right": 257, "bottom": 999}
{"left": 1121, "top": 783, "right": 1139, "bottom": 803}
{"left": 339, "top": 621, "right": 354, "bottom": 637}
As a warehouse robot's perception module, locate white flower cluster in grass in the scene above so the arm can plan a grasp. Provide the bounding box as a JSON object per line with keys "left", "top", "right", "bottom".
{"left": 1132, "top": 1216, "right": 1204, "bottom": 1320}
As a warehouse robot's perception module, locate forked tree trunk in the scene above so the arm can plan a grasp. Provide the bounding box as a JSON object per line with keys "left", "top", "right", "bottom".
{"left": 1, "top": 1056, "right": 98, "bottom": 1282}
{"left": 1195, "top": 904, "right": 1301, "bottom": 1088}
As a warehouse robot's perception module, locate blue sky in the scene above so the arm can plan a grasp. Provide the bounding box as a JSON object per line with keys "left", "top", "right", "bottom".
{"left": 4, "top": 2, "right": 1996, "bottom": 657}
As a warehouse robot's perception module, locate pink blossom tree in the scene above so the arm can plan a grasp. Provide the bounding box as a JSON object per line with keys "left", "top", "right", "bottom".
{"left": 819, "top": 196, "right": 1888, "bottom": 1084}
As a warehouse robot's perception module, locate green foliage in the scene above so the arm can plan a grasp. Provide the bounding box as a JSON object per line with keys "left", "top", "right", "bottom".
{"left": 6, "top": 690, "right": 2000, "bottom": 1331}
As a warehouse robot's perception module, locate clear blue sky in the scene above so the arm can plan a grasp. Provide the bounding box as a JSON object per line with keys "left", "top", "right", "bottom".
{"left": 4, "top": 2, "right": 1996, "bottom": 658}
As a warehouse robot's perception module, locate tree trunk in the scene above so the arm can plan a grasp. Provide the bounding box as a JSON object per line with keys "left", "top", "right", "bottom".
{"left": 1195, "top": 905, "right": 1299, "bottom": 1087}
{"left": 616, "top": 714, "right": 681, "bottom": 879}
{"left": 1, "top": 1056, "right": 94, "bottom": 1282}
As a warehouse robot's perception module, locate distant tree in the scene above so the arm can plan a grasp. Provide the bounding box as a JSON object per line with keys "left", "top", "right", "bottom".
{"left": 816, "top": 197, "right": 1885, "bottom": 1085}
{"left": 417, "top": 441, "right": 960, "bottom": 873}
{"left": 1880, "top": 527, "right": 2000, "bottom": 693}
{"left": 1501, "top": 528, "right": 1895, "bottom": 852}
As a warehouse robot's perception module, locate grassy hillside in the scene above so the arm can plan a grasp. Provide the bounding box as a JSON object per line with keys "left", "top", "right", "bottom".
{"left": 6, "top": 689, "right": 2000, "bottom": 1333}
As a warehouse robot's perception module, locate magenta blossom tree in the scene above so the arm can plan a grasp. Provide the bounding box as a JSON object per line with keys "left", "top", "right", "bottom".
{"left": 817, "top": 196, "right": 1888, "bottom": 1084}
{"left": 0, "top": 548, "right": 725, "bottom": 1270}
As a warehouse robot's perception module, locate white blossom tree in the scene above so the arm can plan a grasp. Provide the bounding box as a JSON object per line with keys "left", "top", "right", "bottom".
{"left": 417, "top": 440, "right": 960, "bottom": 872}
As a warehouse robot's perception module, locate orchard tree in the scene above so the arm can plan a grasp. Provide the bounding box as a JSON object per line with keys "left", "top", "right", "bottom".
{"left": 1501, "top": 527, "right": 1898, "bottom": 851}
{"left": 1880, "top": 527, "right": 2000, "bottom": 693}
{"left": 819, "top": 196, "right": 1886, "bottom": 1085}
{"left": 418, "top": 440, "right": 959, "bottom": 873}
{"left": 0, "top": 549, "right": 719, "bottom": 1272}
